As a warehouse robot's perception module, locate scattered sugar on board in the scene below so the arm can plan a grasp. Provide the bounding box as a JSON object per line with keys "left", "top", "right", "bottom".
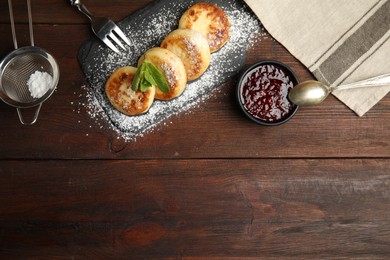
{"left": 77, "top": 1, "right": 266, "bottom": 142}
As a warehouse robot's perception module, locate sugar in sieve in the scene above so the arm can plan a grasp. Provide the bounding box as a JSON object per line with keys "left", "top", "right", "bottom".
{"left": 0, "top": 0, "right": 59, "bottom": 125}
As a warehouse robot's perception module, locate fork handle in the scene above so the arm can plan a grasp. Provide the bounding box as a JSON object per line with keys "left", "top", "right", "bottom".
{"left": 70, "top": 0, "right": 94, "bottom": 21}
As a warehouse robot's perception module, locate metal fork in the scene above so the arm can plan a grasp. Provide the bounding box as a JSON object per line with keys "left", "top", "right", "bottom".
{"left": 70, "top": 0, "right": 130, "bottom": 53}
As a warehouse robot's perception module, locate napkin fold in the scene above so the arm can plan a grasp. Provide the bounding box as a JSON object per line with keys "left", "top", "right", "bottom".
{"left": 244, "top": 0, "right": 390, "bottom": 116}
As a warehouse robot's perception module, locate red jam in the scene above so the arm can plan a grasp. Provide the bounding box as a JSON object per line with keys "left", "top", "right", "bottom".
{"left": 239, "top": 63, "right": 296, "bottom": 123}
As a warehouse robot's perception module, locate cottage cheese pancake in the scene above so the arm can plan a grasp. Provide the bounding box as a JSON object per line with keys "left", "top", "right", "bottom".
{"left": 105, "top": 66, "right": 156, "bottom": 116}
{"left": 179, "top": 2, "right": 230, "bottom": 53}
{"left": 161, "top": 29, "right": 210, "bottom": 81}
{"left": 138, "top": 47, "right": 187, "bottom": 100}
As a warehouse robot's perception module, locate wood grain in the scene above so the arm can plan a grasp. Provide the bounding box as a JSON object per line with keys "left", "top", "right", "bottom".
{"left": 0, "top": 0, "right": 154, "bottom": 24}
{"left": 1, "top": 159, "right": 389, "bottom": 258}
{"left": 0, "top": 0, "right": 389, "bottom": 258}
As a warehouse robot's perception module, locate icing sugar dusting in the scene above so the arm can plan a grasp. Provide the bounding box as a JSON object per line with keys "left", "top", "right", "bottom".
{"left": 76, "top": 0, "right": 265, "bottom": 141}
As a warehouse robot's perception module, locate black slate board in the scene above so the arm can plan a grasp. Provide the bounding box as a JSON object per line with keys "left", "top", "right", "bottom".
{"left": 77, "top": 0, "right": 260, "bottom": 138}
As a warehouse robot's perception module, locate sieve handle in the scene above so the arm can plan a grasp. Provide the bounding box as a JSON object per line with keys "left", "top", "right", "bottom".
{"left": 27, "top": 0, "right": 34, "bottom": 46}
{"left": 16, "top": 103, "right": 42, "bottom": 125}
{"left": 8, "top": 0, "right": 18, "bottom": 49}
{"left": 8, "top": 0, "right": 34, "bottom": 47}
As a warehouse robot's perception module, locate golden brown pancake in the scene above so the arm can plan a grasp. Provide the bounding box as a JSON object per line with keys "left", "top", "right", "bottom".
{"left": 179, "top": 2, "right": 230, "bottom": 53}
{"left": 138, "top": 47, "right": 187, "bottom": 100}
{"left": 161, "top": 29, "right": 210, "bottom": 81}
{"left": 105, "top": 66, "right": 156, "bottom": 116}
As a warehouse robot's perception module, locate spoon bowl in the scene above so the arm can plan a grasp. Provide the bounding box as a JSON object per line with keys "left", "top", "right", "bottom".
{"left": 288, "top": 80, "right": 330, "bottom": 106}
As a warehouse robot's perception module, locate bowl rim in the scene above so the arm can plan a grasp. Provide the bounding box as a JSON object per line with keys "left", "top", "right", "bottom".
{"left": 236, "top": 60, "right": 299, "bottom": 126}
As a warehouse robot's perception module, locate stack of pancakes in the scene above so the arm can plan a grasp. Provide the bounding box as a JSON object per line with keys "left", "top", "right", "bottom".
{"left": 105, "top": 2, "right": 231, "bottom": 116}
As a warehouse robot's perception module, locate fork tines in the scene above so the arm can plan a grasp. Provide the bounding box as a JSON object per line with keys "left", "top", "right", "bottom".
{"left": 99, "top": 21, "right": 130, "bottom": 53}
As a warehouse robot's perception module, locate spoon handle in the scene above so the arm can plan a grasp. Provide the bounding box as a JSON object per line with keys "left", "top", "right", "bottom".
{"left": 334, "top": 73, "right": 390, "bottom": 91}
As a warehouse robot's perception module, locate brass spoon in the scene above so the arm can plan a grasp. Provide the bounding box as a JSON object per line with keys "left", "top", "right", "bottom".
{"left": 288, "top": 73, "right": 390, "bottom": 106}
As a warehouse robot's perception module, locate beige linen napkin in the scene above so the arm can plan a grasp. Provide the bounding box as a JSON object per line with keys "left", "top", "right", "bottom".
{"left": 244, "top": 0, "right": 390, "bottom": 116}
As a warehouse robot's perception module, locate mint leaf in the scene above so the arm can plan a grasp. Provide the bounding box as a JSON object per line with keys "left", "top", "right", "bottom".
{"left": 131, "top": 60, "right": 170, "bottom": 93}
{"left": 145, "top": 61, "right": 170, "bottom": 93}
{"left": 140, "top": 77, "right": 152, "bottom": 92}
{"left": 132, "top": 63, "right": 146, "bottom": 91}
{"left": 144, "top": 68, "right": 158, "bottom": 87}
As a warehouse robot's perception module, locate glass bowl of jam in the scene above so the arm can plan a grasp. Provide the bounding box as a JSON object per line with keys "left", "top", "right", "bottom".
{"left": 236, "top": 60, "right": 299, "bottom": 126}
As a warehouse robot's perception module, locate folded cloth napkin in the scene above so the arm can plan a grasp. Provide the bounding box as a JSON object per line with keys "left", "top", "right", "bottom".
{"left": 244, "top": 0, "right": 390, "bottom": 116}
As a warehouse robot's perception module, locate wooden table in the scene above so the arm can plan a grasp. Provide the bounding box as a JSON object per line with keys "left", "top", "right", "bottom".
{"left": 1, "top": 0, "right": 389, "bottom": 258}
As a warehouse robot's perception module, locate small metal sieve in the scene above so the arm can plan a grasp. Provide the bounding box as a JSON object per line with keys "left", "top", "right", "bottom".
{"left": 0, "top": 0, "right": 60, "bottom": 125}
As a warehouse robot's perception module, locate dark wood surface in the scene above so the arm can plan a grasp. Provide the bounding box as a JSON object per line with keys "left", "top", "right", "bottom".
{"left": 0, "top": 0, "right": 389, "bottom": 258}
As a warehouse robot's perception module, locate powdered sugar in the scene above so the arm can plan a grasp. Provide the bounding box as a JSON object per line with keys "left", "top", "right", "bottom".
{"left": 161, "top": 62, "right": 178, "bottom": 88}
{"left": 76, "top": 0, "right": 265, "bottom": 141}
{"left": 27, "top": 71, "right": 53, "bottom": 99}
